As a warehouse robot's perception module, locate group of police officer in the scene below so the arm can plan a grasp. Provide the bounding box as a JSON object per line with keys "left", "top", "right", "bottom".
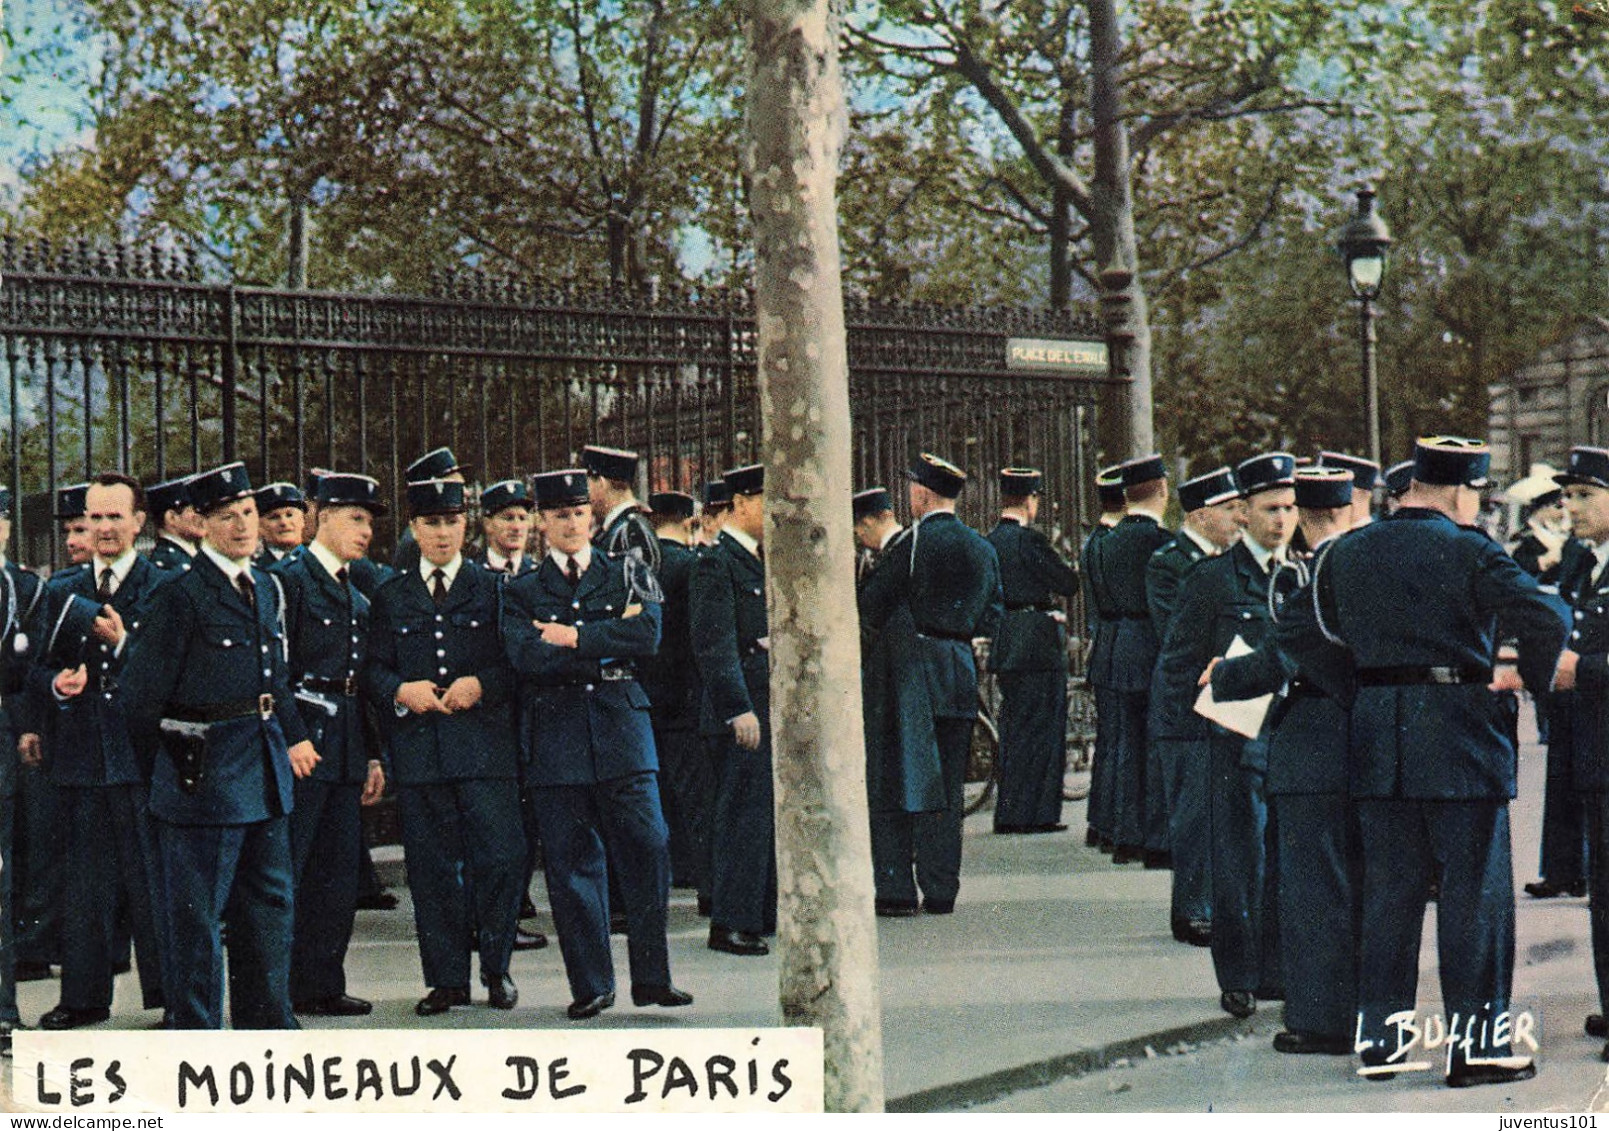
{"left": 1082, "top": 434, "right": 1609, "bottom": 1088}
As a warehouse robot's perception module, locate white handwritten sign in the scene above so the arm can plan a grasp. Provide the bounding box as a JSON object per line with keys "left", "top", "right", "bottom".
{"left": 12, "top": 1028, "right": 824, "bottom": 1114}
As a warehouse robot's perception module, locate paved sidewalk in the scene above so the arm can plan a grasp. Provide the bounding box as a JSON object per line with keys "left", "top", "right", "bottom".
{"left": 5, "top": 710, "right": 1602, "bottom": 1112}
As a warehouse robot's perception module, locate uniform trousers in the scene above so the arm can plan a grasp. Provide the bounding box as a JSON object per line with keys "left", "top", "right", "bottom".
{"left": 1088, "top": 685, "right": 1119, "bottom": 839}
{"left": 652, "top": 719, "right": 712, "bottom": 890}
{"left": 396, "top": 780, "right": 523, "bottom": 991}
{"left": 1112, "top": 689, "right": 1150, "bottom": 848}
{"left": 1207, "top": 740, "right": 1279, "bottom": 995}
{"left": 1354, "top": 798, "right": 1516, "bottom": 1060}
{"left": 13, "top": 762, "right": 64, "bottom": 966}
{"left": 1273, "top": 793, "right": 1360, "bottom": 1039}
{"left": 1157, "top": 736, "right": 1212, "bottom": 923}
{"left": 872, "top": 718, "right": 972, "bottom": 907}
{"left": 993, "top": 670, "right": 1067, "bottom": 830}
{"left": 60, "top": 784, "right": 165, "bottom": 1012}
{"left": 531, "top": 771, "right": 672, "bottom": 1001}
{"left": 288, "top": 777, "right": 362, "bottom": 1003}
{"left": 1540, "top": 700, "right": 1587, "bottom": 885}
{"left": 1579, "top": 792, "right": 1609, "bottom": 1016}
{"left": 160, "top": 815, "right": 296, "bottom": 1030}
{"left": 709, "top": 724, "right": 777, "bottom": 935}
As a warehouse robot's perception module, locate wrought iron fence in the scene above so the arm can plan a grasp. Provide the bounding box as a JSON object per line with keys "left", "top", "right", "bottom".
{"left": 2, "top": 237, "right": 1112, "bottom": 570}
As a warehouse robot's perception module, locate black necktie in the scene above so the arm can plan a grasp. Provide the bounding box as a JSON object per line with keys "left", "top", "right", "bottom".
{"left": 335, "top": 567, "right": 348, "bottom": 586}
{"left": 97, "top": 568, "right": 114, "bottom": 602}
{"left": 565, "top": 555, "right": 581, "bottom": 588}
{"left": 237, "top": 573, "right": 255, "bottom": 611}
{"left": 431, "top": 568, "right": 448, "bottom": 607}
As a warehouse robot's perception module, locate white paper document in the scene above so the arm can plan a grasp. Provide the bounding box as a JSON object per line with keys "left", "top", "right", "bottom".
{"left": 1193, "top": 634, "right": 1274, "bottom": 739}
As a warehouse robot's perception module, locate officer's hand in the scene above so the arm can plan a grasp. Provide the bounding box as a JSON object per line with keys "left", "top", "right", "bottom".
{"left": 732, "top": 711, "right": 761, "bottom": 751}
{"left": 1198, "top": 657, "right": 1222, "bottom": 688}
{"left": 288, "top": 740, "right": 320, "bottom": 779}
{"left": 1489, "top": 666, "right": 1524, "bottom": 692}
{"left": 53, "top": 665, "right": 88, "bottom": 698}
{"left": 396, "top": 680, "right": 448, "bottom": 714}
{"left": 441, "top": 676, "right": 483, "bottom": 712}
{"left": 534, "top": 620, "right": 580, "bottom": 648}
{"left": 1553, "top": 649, "right": 1580, "bottom": 692}
{"left": 622, "top": 603, "right": 643, "bottom": 618}
{"left": 17, "top": 733, "right": 41, "bottom": 767}
{"left": 92, "top": 603, "right": 125, "bottom": 645}
{"left": 361, "top": 760, "right": 386, "bottom": 805}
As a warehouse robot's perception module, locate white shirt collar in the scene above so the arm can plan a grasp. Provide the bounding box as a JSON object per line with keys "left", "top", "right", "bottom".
{"left": 603, "top": 500, "right": 637, "bottom": 531}
{"left": 309, "top": 539, "right": 348, "bottom": 581}
{"left": 916, "top": 506, "right": 956, "bottom": 526}
{"left": 419, "top": 553, "right": 464, "bottom": 589}
{"left": 547, "top": 545, "right": 592, "bottom": 573}
{"left": 160, "top": 533, "right": 198, "bottom": 556}
{"left": 486, "top": 547, "right": 523, "bottom": 573}
{"left": 723, "top": 524, "right": 761, "bottom": 559}
{"left": 93, "top": 548, "right": 140, "bottom": 584}
{"left": 1180, "top": 523, "right": 1222, "bottom": 557}
{"left": 1243, "top": 537, "right": 1286, "bottom": 573}
{"left": 879, "top": 525, "right": 904, "bottom": 551}
{"left": 200, "top": 543, "right": 252, "bottom": 580}
{"left": 1591, "top": 540, "right": 1609, "bottom": 582}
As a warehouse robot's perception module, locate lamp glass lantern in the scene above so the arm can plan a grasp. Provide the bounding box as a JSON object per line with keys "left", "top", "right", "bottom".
{"left": 1337, "top": 186, "right": 1393, "bottom": 298}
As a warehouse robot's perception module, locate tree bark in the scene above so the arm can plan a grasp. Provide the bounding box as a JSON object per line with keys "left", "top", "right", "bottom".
{"left": 745, "top": 0, "right": 885, "bottom": 1113}
{"left": 1087, "top": 0, "right": 1153, "bottom": 459}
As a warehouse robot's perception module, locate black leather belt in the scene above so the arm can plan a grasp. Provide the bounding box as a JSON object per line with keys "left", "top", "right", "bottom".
{"left": 741, "top": 642, "right": 768, "bottom": 657}
{"left": 917, "top": 629, "right": 974, "bottom": 643}
{"left": 1286, "top": 679, "right": 1326, "bottom": 698}
{"left": 537, "top": 666, "right": 637, "bottom": 687}
{"left": 168, "top": 694, "right": 276, "bottom": 723}
{"left": 1006, "top": 601, "right": 1060, "bottom": 612}
{"left": 1355, "top": 665, "right": 1491, "bottom": 687}
{"left": 301, "top": 675, "right": 359, "bottom": 697}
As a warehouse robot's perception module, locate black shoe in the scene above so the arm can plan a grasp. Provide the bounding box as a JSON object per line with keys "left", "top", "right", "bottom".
{"left": 875, "top": 900, "right": 919, "bottom": 918}
{"left": 112, "top": 958, "right": 132, "bottom": 976}
{"left": 1359, "top": 1049, "right": 1398, "bottom": 1082}
{"left": 922, "top": 898, "right": 955, "bottom": 915}
{"left": 610, "top": 912, "right": 628, "bottom": 935}
{"left": 708, "top": 926, "right": 768, "bottom": 956}
{"left": 696, "top": 894, "right": 712, "bottom": 918}
{"left": 1589, "top": 1014, "right": 1606, "bottom": 1039}
{"left": 1085, "top": 827, "right": 1100, "bottom": 847}
{"left": 1220, "top": 991, "right": 1255, "bottom": 1019}
{"left": 356, "top": 889, "right": 400, "bottom": 911}
{"left": 1572, "top": 880, "right": 1590, "bottom": 898}
{"left": 414, "top": 987, "right": 470, "bottom": 1017}
{"left": 484, "top": 973, "right": 518, "bottom": 1010}
{"left": 520, "top": 894, "right": 538, "bottom": 920}
{"left": 513, "top": 926, "right": 549, "bottom": 951}
{"left": 1524, "top": 879, "right": 1571, "bottom": 899}
{"left": 1178, "top": 919, "right": 1212, "bottom": 947}
{"left": 1112, "top": 845, "right": 1143, "bottom": 864}
{"left": 14, "top": 961, "right": 53, "bottom": 982}
{"left": 1273, "top": 1030, "right": 1352, "bottom": 1055}
{"left": 1143, "top": 849, "right": 1172, "bottom": 869}
{"left": 295, "top": 994, "right": 372, "bottom": 1017}
{"left": 39, "top": 1005, "right": 111, "bottom": 1031}
{"left": 567, "top": 991, "right": 615, "bottom": 1020}
{"left": 632, "top": 984, "right": 694, "bottom": 1008}
{"left": 1446, "top": 1060, "right": 1536, "bottom": 1088}
{"left": 1030, "top": 823, "right": 1069, "bottom": 834}
{"left": 994, "top": 824, "right": 1030, "bottom": 834}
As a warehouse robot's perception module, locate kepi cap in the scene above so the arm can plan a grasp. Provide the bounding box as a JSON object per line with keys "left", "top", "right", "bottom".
{"left": 532, "top": 470, "right": 590, "bottom": 511}
{"left": 480, "top": 479, "right": 532, "bottom": 517}
{"left": 582, "top": 445, "right": 639, "bottom": 483}
{"left": 1384, "top": 460, "right": 1415, "bottom": 497}
{"left": 648, "top": 491, "right": 696, "bottom": 520}
{"left": 1555, "top": 447, "right": 1609, "bottom": 491}
{"left": 852, "top": 487, "right": 894, "bottom": 521}
{"left": 907, "top": 453, "right": 965, "bottom": 498}
{"left": 999, "top": 468, "right": 1042, "bottom": 496}
{"left": 188, "top": 463, "right": 255, "bottom": 516}
{"left": 1117, "top": 455, "right": 1167, "bottom": 489}
{"left": 1235, "top": 453, "right": 1298, "bottom": 498}
{"left": 1095, "top": 465, "right": 1126, "bottom": 509}
{"left": 1318, "top": 451, "right": 1381, "bottom": 492}
{"left": 725, "top": 464, "right": 766, "bottom": 497}
{"left": 1178, "top": 467, "right": 1239, "bottom": 513}
{"left": 1295, "top": 468, "right": 1355, "bottom": 510}
{"left": 54, "top": 482, "right": 89, "bottom": 520}
{"left": 316, "top": 473, "right": 387, "bottom": 514}
{"left": 1413, "top": 436, "right": 1490, "bottom": 489}
{"left": 145, "top": 476, "right": 193, "bottom": 519}
{"left": 252, "top": 482, "right": 306, "bottom": 515}
{"left": 405, "top": 447, "right": 465, "bottom": 484}
{"left": 406, "top": 478, "right": 466, "bottom": 517}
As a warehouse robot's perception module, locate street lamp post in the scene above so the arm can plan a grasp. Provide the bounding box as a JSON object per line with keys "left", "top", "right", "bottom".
{"left": 1336, "top": 186, "right": 1393, "bottom": 467}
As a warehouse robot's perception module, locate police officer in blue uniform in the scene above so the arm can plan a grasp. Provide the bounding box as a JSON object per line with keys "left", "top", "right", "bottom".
{"left": 364, "top": 478, "right": 524, "bottom": 1016}
{"left": 1081, "top": 466, "right": 1126, "bottom": 849}
{"left": 1318, "top": 450, "right": 1382, "bottom": 529}
{"left": 120, "top": 462, "right": 320, "bottom": 1030}
{"left": 254, "top": 482, "right": 308, "bottom": 568}
{"left": 145, "top": 475, "right": 200, "bottom": 574}
{"left": 392, "top": 448, "right": 469, "bottom": 575}
{"left": 1156, "top": 452, "right": 1297, "bottom": 1020}
{"left": 273, "top": 473, "right": 387, "bottom": 1017}
{"left": 505, "top": 469, "right": 691, "bottom": 1020}
{"left": 1209, "top": 467, "right": 1360, "bottom": 1055}
{"left": 692, "top": 463, "right": 776, "bottom": 953}
{"left": 585, "top": 445, "right": 662, "bottom": 573}
{"left": 1086, "top": 455, "right": 1172, "bottom": 862}
{"left": 0, "top": 487, "right": 42, "bottom": 1053}
{"left": 13, "top": 483, "right": 91, "bottom": 986}
{"left": 1145, "top": 466, "right": 1240, "bottom": 944}
{"left": 642, "top": 490, "right": 710, "bottom": 892}
{"left": 33, "top": 473, "right": 170, "bottom": 1030}
{"left": 987, "top": 468, "right": 1078, "bottom": 834}
{"left": 866, "top": 454, "right": 1002, "bottom": 914}
{"left": 1546, "top": 448, "right": 1609, "bottom": 1057}
{"left": 474, "top": 479, "right": 538, "bottom": 577}
{"left": 1276, "top": 436, "right": 1565, "bottom": 1086}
